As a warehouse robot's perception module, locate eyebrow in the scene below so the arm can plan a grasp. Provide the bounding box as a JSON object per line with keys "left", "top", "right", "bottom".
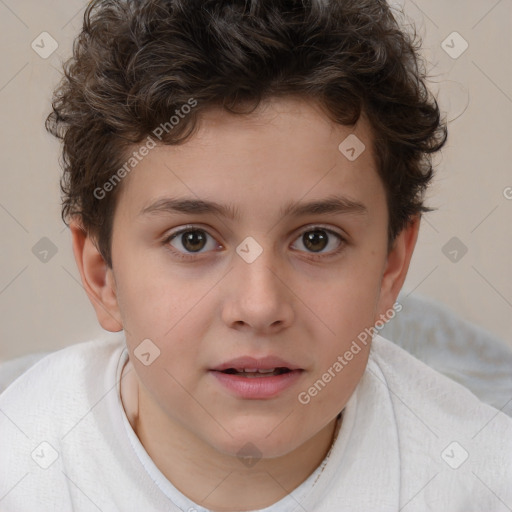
{"left": 139, "top": 194, "right": 368, "bottom": 221}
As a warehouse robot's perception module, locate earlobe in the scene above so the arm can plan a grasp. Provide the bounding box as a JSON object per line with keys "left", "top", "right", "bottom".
{"left": 69, "top": 218, "right": 123, "bottom": 332}
{"left": 376, "top": 215, "right": 421, "bottom": 320}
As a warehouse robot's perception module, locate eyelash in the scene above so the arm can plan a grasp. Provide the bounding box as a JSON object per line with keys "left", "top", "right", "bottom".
{"left": 162, "top": 225, "right": 347, "bottom": 262}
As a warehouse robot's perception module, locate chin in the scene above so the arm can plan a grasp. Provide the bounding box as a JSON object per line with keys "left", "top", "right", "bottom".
{"left": 204, "top": 417, "right": 305, "bottom": 460}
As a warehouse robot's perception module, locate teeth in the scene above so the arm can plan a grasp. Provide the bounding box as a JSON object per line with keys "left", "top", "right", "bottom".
{"left": 235, "top": 368, "right": 277, "bottom": 373}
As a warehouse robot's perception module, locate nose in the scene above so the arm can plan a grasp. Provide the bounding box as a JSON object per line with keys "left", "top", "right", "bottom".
{"left": 221, "top": 248, "right": 295, "bottom": 335}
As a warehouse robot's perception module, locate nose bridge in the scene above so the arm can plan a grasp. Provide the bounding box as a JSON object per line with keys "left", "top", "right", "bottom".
{"left": 236, "top": 237, "right": 282, "bottom": 297}
{"left": 224, "top": 236, "right": 293, "bottom": 330}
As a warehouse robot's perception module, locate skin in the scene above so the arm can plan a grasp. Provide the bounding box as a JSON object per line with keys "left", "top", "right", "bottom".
{"left": 70, "top": 96, "right": 420, "bottom": 511}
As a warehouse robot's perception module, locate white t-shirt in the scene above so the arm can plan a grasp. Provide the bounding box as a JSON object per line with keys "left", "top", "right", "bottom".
{"left": 1, "top": 334, "right": 511, "bottom": 511}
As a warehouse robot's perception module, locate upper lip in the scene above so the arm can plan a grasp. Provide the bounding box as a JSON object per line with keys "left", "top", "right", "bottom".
{"left": 211, "top": 356, "right": 302, "bottom": 371}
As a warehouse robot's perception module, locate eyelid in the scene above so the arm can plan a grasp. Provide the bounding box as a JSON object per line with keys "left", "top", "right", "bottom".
{"left": 292, "top": 224, "right": 346, "bottom": 239}
{"left": 164, "top": 223, "right": 346, "bottom": 241}
{"left": 164, "top": 224, "right": 221, "bottom": 241}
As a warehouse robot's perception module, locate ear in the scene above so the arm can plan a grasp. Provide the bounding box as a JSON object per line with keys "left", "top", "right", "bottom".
{"left": 375, "top": 215, "right": 421, "bottom": 320}
{"left": 69, "top": 218, "right": 123, "bottom": 332}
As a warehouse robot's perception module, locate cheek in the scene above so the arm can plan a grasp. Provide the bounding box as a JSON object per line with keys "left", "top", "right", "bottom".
{"left": 300, "top": 255, "right": 384, "bottom": 336}
{"left": 114, "top": 253, "right": 202, "bottom": 338}
{"left": 296, "top": 277, "right": 376, "bottom": 417}
{"left": 114, "top": 261, "right": 211, "bottom": 375}
{"left": 296, "top": 252, "right": 383, "bottom": 400}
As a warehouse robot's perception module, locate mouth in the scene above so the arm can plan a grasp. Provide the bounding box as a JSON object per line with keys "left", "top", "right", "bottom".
{"left": 209, "top": 358, "right": 304, "bottom": 399}
{"left": 218, "top": 367, "right": 294, "bottom": 378}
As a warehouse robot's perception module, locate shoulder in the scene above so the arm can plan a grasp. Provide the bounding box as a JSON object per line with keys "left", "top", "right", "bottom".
{"left": 0, "top": 335, "right": 128, "bottom": 510}
{"left": 381, "top": 293, "right": 512, "bottom": 410}
{"left": 1, "top": 334, "right": 126, "bottom": 400}
{"left": 0, "top": 334, "right": 127, "bottom": 440}
{"left": 369, "top": 334, "right": 512, "bottom": 432}
{"left": 366, "top": 335, "right": 512, "bottom": 507}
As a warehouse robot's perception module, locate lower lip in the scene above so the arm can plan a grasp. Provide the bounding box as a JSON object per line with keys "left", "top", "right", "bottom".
{"left": 210, "top": 370, "right": 303, "bottom": 399}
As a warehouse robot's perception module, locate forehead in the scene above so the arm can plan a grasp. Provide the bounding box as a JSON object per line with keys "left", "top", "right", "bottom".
{"left": 115, "top": 97, "right": 383, "bottom": 221}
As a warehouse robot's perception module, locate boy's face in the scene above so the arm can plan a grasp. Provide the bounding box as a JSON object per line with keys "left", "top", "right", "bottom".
{"left": 75, "top": 97, "right": 418, "bottom": 459}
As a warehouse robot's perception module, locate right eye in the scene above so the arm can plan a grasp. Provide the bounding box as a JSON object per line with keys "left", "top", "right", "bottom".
{"left": 163, "top": 226, "right": 221, "bottom": 260}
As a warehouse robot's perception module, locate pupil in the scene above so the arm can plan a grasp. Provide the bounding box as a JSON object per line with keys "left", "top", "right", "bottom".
{"left": 182, "top": 230, "right": 206, "bottom": 252}
{"left": 304, "top": 230, "right": 327, "bottom": 252}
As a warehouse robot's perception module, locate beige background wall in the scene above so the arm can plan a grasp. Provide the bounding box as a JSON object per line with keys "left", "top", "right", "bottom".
{"left": 0, "top": 0, "right": 511, "bottom": 361}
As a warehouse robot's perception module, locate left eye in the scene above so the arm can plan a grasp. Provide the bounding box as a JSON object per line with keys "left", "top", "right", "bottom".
{"left": 291, "top": 228, "right": 343, "bottom": 254}
{"left": 165, "top": 226, "right": 344, "bottom": 257}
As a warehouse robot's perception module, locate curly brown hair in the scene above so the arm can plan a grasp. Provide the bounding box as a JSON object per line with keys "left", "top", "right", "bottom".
{"left": 45, "top": 0, "right": 448, "bottom": 268}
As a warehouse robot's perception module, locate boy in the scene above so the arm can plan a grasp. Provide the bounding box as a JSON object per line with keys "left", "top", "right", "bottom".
{"left": 1, "top": 0, "right": 511, "bottom": 510}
